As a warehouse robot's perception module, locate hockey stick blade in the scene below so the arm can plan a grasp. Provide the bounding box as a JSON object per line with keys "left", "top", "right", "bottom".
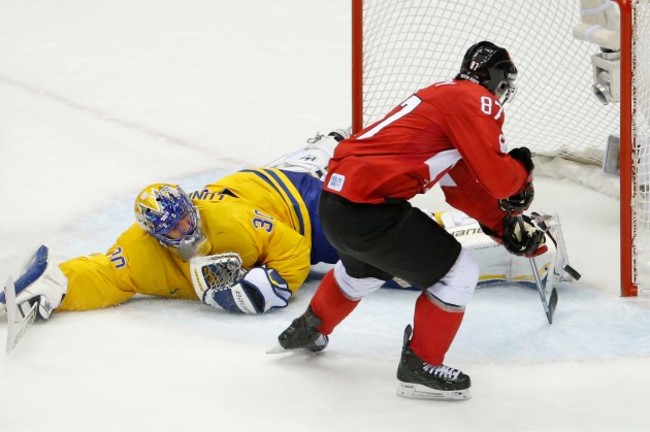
{"left": 547, "top": 287, "right": 559, "bottom": 324}
{"left": 529, "top": 256, "right": 556, "bottom": 324}
{"left": 517, "top": 216, "right": 559, "bottom": 324}
{"left": 563, "top": 264, "right": 582, "bottom": 281}
{"left": 5, "top": 276, "right": 37, "bottom": 354}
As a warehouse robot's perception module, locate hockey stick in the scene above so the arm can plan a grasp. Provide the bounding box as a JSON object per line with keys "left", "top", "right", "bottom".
{"left": 4, "top": 276, "right": 37, "bottom": 354}
{"left": 516, "top": 216, "right": 558, "bottom": 324}
{"left": 530, "top": 212, "right": 581, "bottom": 281}
{"left": 528, "top": 255, "right": 558, "bottom": 324}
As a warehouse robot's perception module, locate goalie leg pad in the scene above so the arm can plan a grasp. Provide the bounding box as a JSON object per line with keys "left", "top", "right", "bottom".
{"left": 1, "top": 245, "right": 68, "bottom": 320}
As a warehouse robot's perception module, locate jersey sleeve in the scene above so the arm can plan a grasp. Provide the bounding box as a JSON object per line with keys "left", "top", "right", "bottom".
{"left": 441, "top": 162, "right": 509, "bottom": 237}
{"left": 439, "top": 85, "right": 529, "bottom": 199}
{"left": 58, "top": 254, "right": 135, "bottom": 310}
{"left": 58, "top": 224, "right": 196, "bottom": 311}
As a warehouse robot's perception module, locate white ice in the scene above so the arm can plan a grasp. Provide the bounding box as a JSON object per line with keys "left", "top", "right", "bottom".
{"left": 1, "top": 2, "right": 649, "bottom": 431}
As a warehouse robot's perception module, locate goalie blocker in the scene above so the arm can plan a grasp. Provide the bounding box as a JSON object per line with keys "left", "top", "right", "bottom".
{"left": 190, "top": 253, "right": 292, "bottom": 314}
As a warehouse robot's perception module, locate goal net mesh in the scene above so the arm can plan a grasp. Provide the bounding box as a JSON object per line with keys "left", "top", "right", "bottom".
{"left": 357, "top": 0, "right": 650, "bottom": 293}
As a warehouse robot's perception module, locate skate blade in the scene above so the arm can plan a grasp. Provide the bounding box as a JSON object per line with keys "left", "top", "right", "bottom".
{"left": 396, "top": 382, "right": 471, "bottom": 401}
{"left": 266, "top": 343, "right": 292, "bottom": 355}
{"left": 266, "top": 344, "right": 326, "bottom": 355}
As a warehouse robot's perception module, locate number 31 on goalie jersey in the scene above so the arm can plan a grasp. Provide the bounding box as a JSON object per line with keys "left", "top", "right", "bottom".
{"left": 252, "top": 209, "right": 274, "bottom": 232}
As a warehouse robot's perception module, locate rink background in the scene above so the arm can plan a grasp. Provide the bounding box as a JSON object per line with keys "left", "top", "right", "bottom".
{"left": 1, "top": 2, "right": 649, "bottom": 431}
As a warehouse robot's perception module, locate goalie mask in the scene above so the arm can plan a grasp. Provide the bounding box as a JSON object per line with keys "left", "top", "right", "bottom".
{"left": 134, "top": 183, "right": 210, "bottom": 260}
{"left": 457, "top": 41, "right": 518, "bottom": 103}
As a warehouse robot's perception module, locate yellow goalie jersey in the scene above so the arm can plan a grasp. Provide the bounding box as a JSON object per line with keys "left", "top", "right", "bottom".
{"left": 201, "top": 168, "right": 314, "bottom": 245}
{"left": 58, "top": 169, "right": 313, "bottom": 311}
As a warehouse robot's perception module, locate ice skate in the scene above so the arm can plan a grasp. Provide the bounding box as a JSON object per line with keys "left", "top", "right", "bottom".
{"left": 306, "top": 333, "right": 329, "bottom": 353}
{"left": 396, "top": 325, "right": 471, "bottom": 401}
{"left": 277, "top": 307, "right": 328, "bottom": 352}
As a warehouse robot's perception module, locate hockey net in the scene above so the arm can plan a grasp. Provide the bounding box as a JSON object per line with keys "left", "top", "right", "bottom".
{"left": 352, "top": 0, "right": 650, "bottom": 296}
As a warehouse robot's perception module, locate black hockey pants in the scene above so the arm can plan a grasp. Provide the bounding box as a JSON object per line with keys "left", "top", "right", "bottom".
{"left": 318, "top": 191, "right": 462, "bottom": 289}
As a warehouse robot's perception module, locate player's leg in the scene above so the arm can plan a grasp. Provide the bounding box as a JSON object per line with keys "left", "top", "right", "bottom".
{"left": 319, "top": 192, "right": 476, "bottom": 399}
{"left": 277, "top": 191, "right": 393, "bottom": 351}
{"left": 280, "top": 191, "right": 429, "bottom": 352}
{"left": 352, "top": 204, "right": 476, "bottom": 400}
{"left": 1, "top": 245, "right": 67, "bottom": 321}
{"left": 395, "top": 248, "right": 477, "bottom": 400}
{"left": 277, "top": 256, "right": 388, "bottom": 351}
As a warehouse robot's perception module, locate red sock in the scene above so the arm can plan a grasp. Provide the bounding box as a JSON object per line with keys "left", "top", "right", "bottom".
{"left": 310, "top": 269, "right": 359, "bottom": 335}
{"left": 410, "top": 293, "right": 465, "bottom": 365}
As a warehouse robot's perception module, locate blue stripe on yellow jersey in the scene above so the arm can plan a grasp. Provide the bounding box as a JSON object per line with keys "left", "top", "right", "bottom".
{"left": 197, "top": 168, "right": 338, "bottom": 265}
{"left": 240, "top": 169, "right": 306, "bottom": 236}
{"left": 200, "top": 169, "right": 310, "bottom": 240}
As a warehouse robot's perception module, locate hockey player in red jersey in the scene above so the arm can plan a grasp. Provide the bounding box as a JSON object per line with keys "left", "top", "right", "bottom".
{"left": 276, "top": 41, "right": 547, "bottom": 400}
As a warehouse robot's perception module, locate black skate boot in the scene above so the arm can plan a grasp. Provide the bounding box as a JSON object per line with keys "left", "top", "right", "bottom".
{"left": 396, "top": 325, "right": 471, "bottom": 400}
{"left": 278, "top": 307, "right": 329, "bottom": 353}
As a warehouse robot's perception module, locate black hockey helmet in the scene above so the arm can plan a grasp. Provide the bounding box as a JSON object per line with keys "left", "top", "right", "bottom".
{"left": 456, "top": 41, "right": 518, "bottom": 103}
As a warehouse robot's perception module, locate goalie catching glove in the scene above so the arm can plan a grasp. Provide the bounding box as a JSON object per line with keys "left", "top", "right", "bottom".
{"left": 190, "top": 252, "right": 292, "bottom": 314}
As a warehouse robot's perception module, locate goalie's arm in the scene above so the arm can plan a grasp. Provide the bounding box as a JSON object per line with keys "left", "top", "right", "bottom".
{"left": 198, "top": 201, "right": 313, "bottom": 293}
{"left": 58, "top": 254, "right": 135, "bottom": 310}
{"left": 59, "top": 224, "right": 199, "bottom": 311}
{"left": 191, "top": 204, "right": 313, "bottom": 314}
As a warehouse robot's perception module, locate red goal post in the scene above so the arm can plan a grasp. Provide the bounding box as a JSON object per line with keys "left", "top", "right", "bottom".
{"left": 351, "top": 0, "right": 650, "bottom": 297}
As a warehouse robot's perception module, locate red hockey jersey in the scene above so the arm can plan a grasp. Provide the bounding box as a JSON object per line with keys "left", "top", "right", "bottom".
{"left": 323, "top": 79, "right": 529, "bottom": 235}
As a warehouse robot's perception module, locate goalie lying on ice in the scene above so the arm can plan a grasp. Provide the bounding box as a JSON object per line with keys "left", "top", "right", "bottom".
{"left": 1, "top": 129, "right": 561, "bottom": 319}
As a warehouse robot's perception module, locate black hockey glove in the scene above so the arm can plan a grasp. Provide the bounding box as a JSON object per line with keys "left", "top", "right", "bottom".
{"left": 499, "top": 181, "right": 535, "bottom": 214}
{"left": 508, "top": 147, "right": 534, "bottom": 173}
{"left": 502, "top": 214, "right": 547, "bottom": 257}
{"left": 499, "top": 147, "right": 535, "bottom": 214}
